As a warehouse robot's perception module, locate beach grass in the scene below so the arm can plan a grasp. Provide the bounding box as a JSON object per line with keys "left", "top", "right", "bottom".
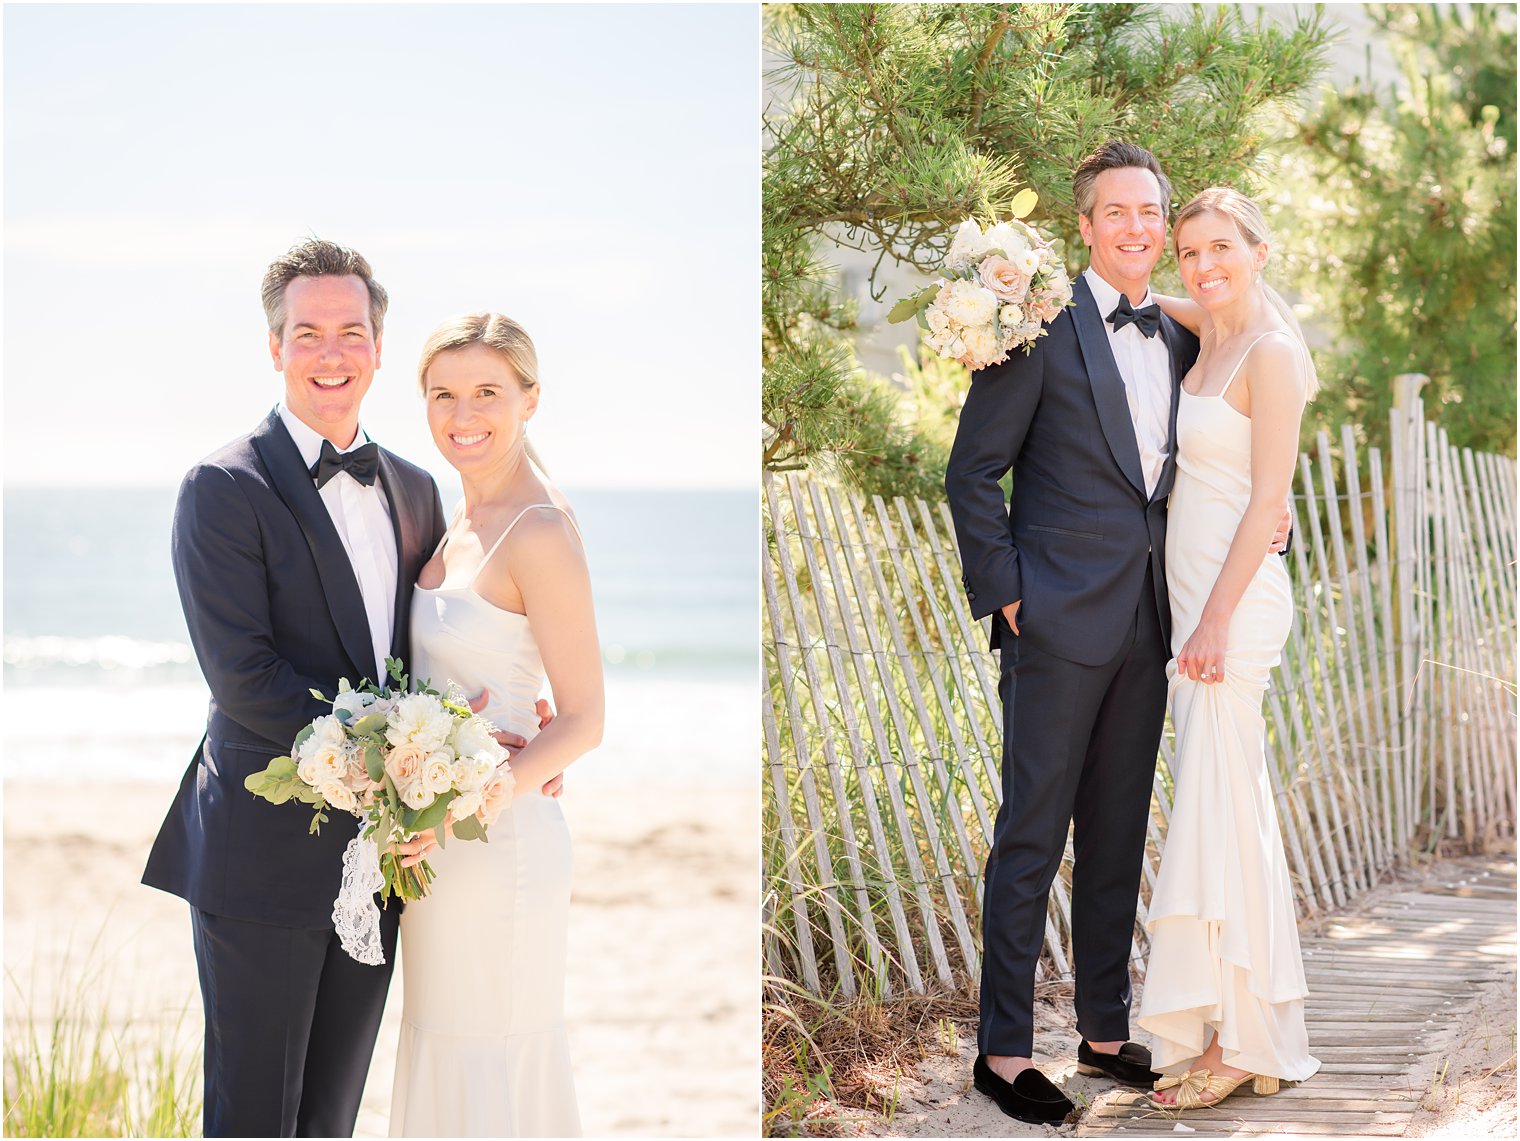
{"left": 3, "top": 936, "right": 201, "bottom": 1137}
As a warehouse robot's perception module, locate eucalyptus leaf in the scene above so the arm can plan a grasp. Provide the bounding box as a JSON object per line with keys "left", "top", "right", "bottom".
{"left": 365, "top": 743, "right": 385, "bottom": 784}
{"left": 1010, "top": 188, "right": 1039, "bottom": 219}
{"left": 451, "top": 814, "right": 488, "bottom": 843}
{"left": 352, "top": 713, "right": 388, "bottom": 737}
{"left": 411, "top": 790, "right": 458, "bottom": 835}
{"left": 292, "top": 724, "right": 315, "bottom": 753}
{"left": 886, "top": 283, "right": 939, "bottom": 324}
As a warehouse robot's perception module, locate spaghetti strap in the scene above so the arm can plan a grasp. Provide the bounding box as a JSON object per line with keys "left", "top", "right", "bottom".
{"left": 471, "top": 503, "right": 582, "bottom": 585}
{"left": 1218, "top": 329, "right": 1296, "bottom": 398}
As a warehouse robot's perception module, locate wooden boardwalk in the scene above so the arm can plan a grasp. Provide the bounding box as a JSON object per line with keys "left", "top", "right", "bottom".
{"left": 1080, "top": 858, "right": 1517, "bottom": 1137}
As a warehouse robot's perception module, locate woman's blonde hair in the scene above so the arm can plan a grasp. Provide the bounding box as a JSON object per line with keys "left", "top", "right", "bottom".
{"left": 417, "top": 312, "right": 538, "bottom": 394}
{"left": 418, "top": 312, "right": 547, "bottom": 469}
{"left": 1174, "top": 187, "right": 1319, "bottom": 400}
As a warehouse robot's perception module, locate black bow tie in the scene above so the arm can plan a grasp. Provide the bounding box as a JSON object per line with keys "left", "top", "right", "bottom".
{"left": 310, "top": 439, "right": 379, "bottom": 488}
{"left": 1107, "top": 294, "right": 1162, "bottom": 338}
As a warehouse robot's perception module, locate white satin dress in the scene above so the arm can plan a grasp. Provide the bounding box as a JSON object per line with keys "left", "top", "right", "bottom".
{"left": 1137, "top": 331, "right": 1320, "bottom": 1084}
{"left": 389, "top": 504, "right": 582, "bottom": 1137}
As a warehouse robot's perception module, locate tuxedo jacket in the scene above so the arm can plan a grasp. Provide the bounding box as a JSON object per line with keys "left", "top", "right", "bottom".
{"left": 143, "top": 409, "right": 446, "bottom": 928}
{"left": 945, "top": 275, "right": 1200, "bottom": 667}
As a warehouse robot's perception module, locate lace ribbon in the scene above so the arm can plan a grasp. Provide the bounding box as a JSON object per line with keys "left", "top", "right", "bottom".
{"left": 332, "top": 834, "right": 386, "bottom": 965}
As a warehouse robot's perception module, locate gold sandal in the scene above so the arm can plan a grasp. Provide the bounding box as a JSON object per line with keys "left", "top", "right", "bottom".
{"left": 1147, "top": 1068, "right": 1280, "bottom": 1110}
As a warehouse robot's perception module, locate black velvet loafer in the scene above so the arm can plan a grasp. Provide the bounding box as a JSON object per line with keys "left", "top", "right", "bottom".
{"left": 973, "top": 1054, "right": 1074, "bottom": 1125}
{"left": 1075, "top": 1039, "right": 1162, "bottom": 1088}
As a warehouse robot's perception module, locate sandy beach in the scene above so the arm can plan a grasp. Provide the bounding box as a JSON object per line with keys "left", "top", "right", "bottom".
{"left": 3, "top": 777, "right": 759, "bottom": 1138}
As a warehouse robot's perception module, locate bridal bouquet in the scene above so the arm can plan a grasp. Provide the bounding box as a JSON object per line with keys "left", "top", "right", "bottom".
{"left": 244, "top": 658, "right": 513, "bottom": 964}
{"left": 889, "top": 193, "right": 1073, "bottom": 370}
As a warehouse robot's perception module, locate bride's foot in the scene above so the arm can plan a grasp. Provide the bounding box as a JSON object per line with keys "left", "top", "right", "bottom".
{"left": 1149, "top": 1047, "right": 1250, "bottom": 1107}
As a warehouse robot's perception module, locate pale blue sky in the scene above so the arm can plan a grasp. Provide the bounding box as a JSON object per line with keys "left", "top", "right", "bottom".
{"left": 4, "top": 4, "right": 758, "bottom": 489}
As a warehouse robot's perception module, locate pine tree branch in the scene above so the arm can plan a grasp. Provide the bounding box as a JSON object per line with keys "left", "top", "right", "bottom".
{"left": 967, "top": 14, "right": 1010, "bottom": 135}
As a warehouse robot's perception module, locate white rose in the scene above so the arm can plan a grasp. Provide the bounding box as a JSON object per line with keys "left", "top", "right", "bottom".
{"left": 1000, "top": 304, "right": 1024, "bottom": 327}
{"left": 322, "top": 782, "right": 357, "bottom": 812}
{"left": 946, "top": 219, "right": 989, "bottom": 268}
{"left": 1013, "top": 248, "right": 1042, "bottom": 276}
{"left": 451, "top": 788, "right": 485, "bottom": 820}
{"left": 452, "top": 753, "right": 497, "bottom": 791}
{"left": 940, "top": 279, "right": 998, "bottom": 328}
{"left": 299, "top": 715, "right": 346, "bottom": 765}
{"left": 400, "top": 778, "right": 432, "bottom": 811}
{"left": 421, "top": 754, "right": 455, "bottom": 797}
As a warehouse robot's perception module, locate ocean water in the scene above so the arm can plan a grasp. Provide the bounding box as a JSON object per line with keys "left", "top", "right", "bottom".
{"left": 3, "top": 486, "right": 758, "bottom": 786}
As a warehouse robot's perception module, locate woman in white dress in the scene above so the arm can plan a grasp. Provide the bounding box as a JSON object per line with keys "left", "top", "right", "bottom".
{"left": 1137, "top": 189, "right": 1322, "bottom": 1109}
{"left": 390, "top": 313, "right": 604, "bottom": 1137}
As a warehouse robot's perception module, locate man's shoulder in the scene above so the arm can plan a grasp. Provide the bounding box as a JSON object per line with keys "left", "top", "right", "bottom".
{"left": 182, "top": 428, "right": 263, "bottom": 483}
{"left": 377, "top": 445, "right": 439, "bottom": 493}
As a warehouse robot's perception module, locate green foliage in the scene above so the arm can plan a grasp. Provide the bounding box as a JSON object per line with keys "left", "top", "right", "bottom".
{"left": 4, "top": 945, "right": 200, "bottom": 1137}
{"left": 243, "top": 755, "right": 322, "bottom": 807}
{"left": 763, "top": 2, "right": 1332, "bottom": 496}
{"left": 1276, "top": 3, "right": 1517, "bottom": 456}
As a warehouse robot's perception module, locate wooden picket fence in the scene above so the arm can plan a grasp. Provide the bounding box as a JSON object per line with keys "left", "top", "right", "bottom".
{"left": 762, "top": 390, "right": 1517, "bottom": 1000}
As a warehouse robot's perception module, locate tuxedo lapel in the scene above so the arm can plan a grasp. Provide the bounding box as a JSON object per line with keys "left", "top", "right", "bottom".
{"left": 376, "top": 450, "right": 419, "bottom": 662}
{"left": 1152, "top": 313, "right": 1188, "bottom": 503}
{"left": 1070, "top": 276, "right": 1147, "bottom": 499}
{"left": 251, "top": 411, "right": 376, "bottom": 680}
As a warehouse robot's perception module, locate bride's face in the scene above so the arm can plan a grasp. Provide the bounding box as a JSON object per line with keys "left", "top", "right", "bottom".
{"left": 1175, "top": 212, "right": 1268, "bottom": 311}
{"left": 423, "top": 343, "right": 538, "bottom": 472}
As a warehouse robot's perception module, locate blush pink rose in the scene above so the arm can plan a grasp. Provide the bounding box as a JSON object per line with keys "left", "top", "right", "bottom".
{"left": 978, "top": 256, "right": 1030, "bottom": 304}
{"left": 385, "top": 742, "right": 426, "bottom": 789}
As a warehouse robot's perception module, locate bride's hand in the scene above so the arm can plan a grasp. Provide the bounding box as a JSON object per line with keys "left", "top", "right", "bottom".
{"left": 1176, "top": 617, "right": 1228, "bottom": 684}
{"left": 394, "top": 827, "right": 443, "bottom": 868}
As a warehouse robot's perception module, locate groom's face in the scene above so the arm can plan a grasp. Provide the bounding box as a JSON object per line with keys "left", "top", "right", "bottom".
{"left": 269, "top": 274, "right": 383, "bottom": 447}
{"left": 1079, "top": 166, "right": 1167, "bottom": 296}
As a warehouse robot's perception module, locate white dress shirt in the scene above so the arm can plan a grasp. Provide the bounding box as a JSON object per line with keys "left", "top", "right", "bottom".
{"left": 1083, "top": 268, "right": 1172, "bottom": 498}
{"left": 277, "top": 403, "right": 398, "bottom": 682}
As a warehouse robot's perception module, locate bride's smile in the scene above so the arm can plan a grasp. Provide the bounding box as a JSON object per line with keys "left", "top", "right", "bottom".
{"left": 424, "top": 342, "right": 538, "bottom": 475}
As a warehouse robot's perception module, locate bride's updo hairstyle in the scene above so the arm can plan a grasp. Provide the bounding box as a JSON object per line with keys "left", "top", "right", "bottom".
{"left": 1173, "top": 187, "right": 1320, "bottom": 400}
{"left": 417, "top": 312, "right": 539, "bottom": 395}
{"left": 418, "top": 312, "right": 546, "bottom": 469}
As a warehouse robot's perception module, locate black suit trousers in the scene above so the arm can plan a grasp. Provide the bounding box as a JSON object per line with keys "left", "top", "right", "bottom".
{"left": 191, "top": 905, "right": 399, "bottom": 1137}
{"left": 978, "top": 565, "right": 1169, "bottom": 1056}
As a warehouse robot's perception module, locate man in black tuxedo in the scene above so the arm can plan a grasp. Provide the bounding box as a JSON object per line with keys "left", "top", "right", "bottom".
{"left": 945, "top": 141, "right": 1199, "bottom": 1124}
{"left": 143, "top": 240, "right": 445, "bottom": 1137}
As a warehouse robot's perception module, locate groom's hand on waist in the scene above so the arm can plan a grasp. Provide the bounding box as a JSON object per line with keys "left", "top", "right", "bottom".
{"left": 1269, "top": 503, "right": 1293, "bottom": 555}
{"left": 466, "top": 691, "right": 564, "bottom": 799}
{"left": 1001, "top": 600, "right": 1022, "bottom": 637}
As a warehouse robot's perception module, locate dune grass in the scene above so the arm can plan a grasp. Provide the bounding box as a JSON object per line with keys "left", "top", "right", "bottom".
{"left": 3, "top": 935, "right": 201, "bottom": 1137}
